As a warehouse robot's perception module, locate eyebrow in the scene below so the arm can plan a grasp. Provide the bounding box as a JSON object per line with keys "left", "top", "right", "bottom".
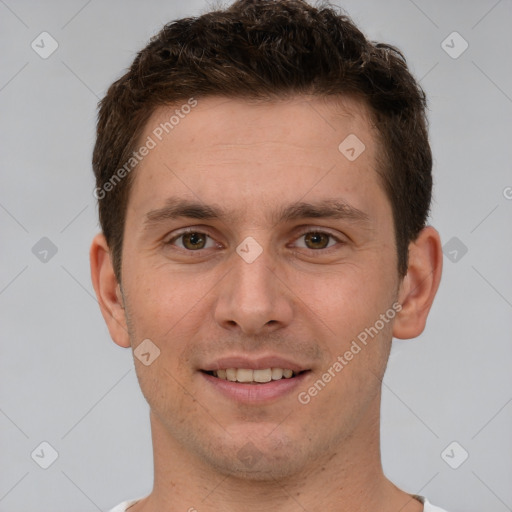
{"left": 143, "top": 197, "right": 370, "bottom": 229}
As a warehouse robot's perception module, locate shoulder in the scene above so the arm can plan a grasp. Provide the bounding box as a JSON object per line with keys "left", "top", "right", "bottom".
{"left": 107, "top": 499, "right": 140, "bottom": 512}
{"left": 423, "top": 498, "right": 452, "bottom": 512}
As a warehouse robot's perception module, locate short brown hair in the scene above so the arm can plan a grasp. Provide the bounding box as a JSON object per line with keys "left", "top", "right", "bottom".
{"left": 93, "top": 0, "right": 432, "bottom": 281}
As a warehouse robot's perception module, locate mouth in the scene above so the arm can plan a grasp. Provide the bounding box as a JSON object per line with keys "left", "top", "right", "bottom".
{"left": 200, "top": 363, "right": 311, "bottom": 403}
{"left": 199, "top": 355, "right": 312, "bottom": 402}
{"left": 202, "top": 367, "right": 307, "bottom": 383}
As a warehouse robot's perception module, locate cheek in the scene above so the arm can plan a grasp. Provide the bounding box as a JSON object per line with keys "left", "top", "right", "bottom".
{"left": 134, "top": 356, "right": 201, "bottom": 438}
{"left": 126, "top": 284, "right": 204, "bottom": 422}
{"left": 125, "top": 265, "right": 208, "bottom": 338}
{"left": 298, "top": 262, "right": 395, "bottom": 339}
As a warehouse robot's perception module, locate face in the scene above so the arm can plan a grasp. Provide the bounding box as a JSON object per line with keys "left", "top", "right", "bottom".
{"left": 119, "top": 95, "right": 402, "bottom": 479}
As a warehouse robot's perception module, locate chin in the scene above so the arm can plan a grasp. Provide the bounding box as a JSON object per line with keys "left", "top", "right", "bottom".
{"left": 200, "top": 429, "right": 311, "bottom": 481}
{"left": 210, "top": 453, "right": 305, "bottom": 481}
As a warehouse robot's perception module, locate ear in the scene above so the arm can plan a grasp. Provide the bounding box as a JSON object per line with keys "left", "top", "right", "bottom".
{"left": 393, "top": 226, "right": 443, "bottom": 340}
{"left": 90, "top": 233, "right": 131, "bottom": 348}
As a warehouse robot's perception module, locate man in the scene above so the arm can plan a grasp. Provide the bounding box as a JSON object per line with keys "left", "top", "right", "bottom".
{"left": 90, "top": 0, "right": 447, "bottom": 510}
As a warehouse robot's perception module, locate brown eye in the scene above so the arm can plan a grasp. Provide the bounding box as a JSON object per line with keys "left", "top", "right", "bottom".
{"left": 167, "top": 230, "right": 216, "bottom": 251}
{"left": 303, "top": 232, "right": 332, "bottom": 250}
{"left": 181, "top": 232, "right": 207, "bottom": 250}
{"left": 293, "top": 227, "right": 347, "bottom": 257}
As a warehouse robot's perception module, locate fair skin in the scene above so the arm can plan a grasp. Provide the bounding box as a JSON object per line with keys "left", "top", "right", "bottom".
{"left": 90, "top": 95, "right": 442, "bottom": 512}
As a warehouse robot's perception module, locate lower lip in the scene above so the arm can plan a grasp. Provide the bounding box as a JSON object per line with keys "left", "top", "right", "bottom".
{"left": 201, "top": 371, "right": 309, "bottom": 403}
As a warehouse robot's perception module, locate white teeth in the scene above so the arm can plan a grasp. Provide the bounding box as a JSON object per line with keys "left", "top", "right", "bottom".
{"left": 271, "top": 368, "right": 283, "bottom": 380}
{"left": 253, "top": 369, "right": 272, "bottom": 383}
{"left": 226, "top": 368, "right": 237, "bottom": 381}
{"left": 212, "top": 368, "right": 296, "bottom": 382}
{"left": 236, "top": 369, "right": 253, "bottom": 383}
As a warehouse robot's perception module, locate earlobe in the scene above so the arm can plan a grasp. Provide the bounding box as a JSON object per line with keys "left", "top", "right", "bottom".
{"left": 393, "top": 226, "right": 443, "bottom": 340}
{"left": 89, "top": 233, "right": 131, "bottom": 348}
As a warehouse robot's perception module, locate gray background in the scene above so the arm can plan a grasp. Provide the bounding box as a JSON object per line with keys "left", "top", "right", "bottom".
{"left": 1, "top": 0, "right": 511, "bottom": 511}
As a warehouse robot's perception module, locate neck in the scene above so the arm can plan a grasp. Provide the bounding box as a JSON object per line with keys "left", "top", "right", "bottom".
{"left": 132, "top": 394, "right": 422, "bottom": 512}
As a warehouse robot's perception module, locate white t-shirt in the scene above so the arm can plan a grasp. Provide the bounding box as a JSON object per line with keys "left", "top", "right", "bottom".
{"left": 108, "top": 495, "right": 451, "bottom": 511}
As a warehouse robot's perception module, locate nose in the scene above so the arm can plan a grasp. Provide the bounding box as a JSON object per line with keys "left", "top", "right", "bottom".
{"left": 213, "top": 242, "right": 294, "bottom": 336}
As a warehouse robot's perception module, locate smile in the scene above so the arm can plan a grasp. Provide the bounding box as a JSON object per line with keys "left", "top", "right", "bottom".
{"left": 201, "top": 367, "right": 310, "bottom": 402}
{"left": 205, "top": 368, "right": 298, "bottom": 383}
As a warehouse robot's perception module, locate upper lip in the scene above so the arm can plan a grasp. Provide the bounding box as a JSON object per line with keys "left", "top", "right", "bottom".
{"left": 201, "top": 355, "right": 309, "bottom": 373}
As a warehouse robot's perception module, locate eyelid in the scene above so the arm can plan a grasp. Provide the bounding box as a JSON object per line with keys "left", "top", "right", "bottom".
{"left": 165, "top": 225, "right": 346, "bottom": 253}
{"left": 290, "top": 226, "right": 346, "bottom": 251}
{"left": 165, "top": 227, "right": 219, "bottom": 247}
{"left": 293, "top": 225, "right": 343, "bottom": 239}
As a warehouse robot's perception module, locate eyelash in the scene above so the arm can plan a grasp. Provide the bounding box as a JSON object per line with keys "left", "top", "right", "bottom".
{"left": 165, "top": 227, "right": 345, "bottom": 255}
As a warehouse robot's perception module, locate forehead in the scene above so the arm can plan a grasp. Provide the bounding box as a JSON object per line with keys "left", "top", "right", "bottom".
{"left": 143, "top": 94, "right": 375, "bottom": 149}
{"left": 126, "top": 94, "right": 388, "bottom": 227}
